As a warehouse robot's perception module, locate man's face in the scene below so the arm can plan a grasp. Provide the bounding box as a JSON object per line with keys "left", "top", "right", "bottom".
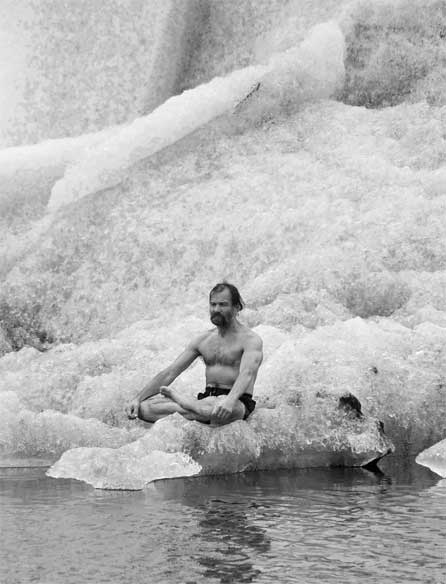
{"left": 209, "top": 289, "right": 236, "bottom": 327}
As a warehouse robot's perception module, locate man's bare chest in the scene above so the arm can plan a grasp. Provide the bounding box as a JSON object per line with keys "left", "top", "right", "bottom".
{"left": 199, "top": 336, "right": 244, "bottom": 367}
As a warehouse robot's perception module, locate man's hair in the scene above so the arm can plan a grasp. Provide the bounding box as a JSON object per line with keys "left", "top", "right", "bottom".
{"left": 209, "top": 282, "right": 245, "bottom": 311}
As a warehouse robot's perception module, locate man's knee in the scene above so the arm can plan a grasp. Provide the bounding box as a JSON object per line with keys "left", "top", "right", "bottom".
{"left": 138, "top": 399, "right": 156, "bottom": 422}
{"left": 210, "top": 399, "right": 245, "bottom": 426}
{"left": 230, "top": 401, "right": 246, "bottom": 423}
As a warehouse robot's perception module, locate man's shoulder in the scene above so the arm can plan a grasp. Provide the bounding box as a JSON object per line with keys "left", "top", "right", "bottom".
{"left": 240, "top": 326, "right": 263, "bottom": 349}
{"left": 189, "top": 329, "right": 215, "bottom": 348}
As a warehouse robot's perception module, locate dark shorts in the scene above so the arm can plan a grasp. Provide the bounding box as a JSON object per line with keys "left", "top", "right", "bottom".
{"left": 197, "top": 386, "right": 256, "bottom": 420}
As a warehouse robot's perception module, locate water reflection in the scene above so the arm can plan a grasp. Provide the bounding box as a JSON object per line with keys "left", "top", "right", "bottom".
{"left": 0, "top": 467, "right": 89, "bottom": 505}
{"left": 427, "top": 478, "right": 446, "bottom": 495}
{"left": 152, "top": 462, "right": 444, "bottom": 583}
{"left": 192, "top": 498, "right": 270, "bottom": 583}
{"left": 154, "top": 468, "right": 387, "bottom": 583}
{"left": 154, "top": 474, "right": 270, "bottom": 582}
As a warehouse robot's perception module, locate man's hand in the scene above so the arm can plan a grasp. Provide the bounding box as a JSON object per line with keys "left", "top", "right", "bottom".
{"left": 211, "top": 397, "right": 236, "bottom": 425}
{"left": 126, "top": 399, "right": 140, "bottom": 420}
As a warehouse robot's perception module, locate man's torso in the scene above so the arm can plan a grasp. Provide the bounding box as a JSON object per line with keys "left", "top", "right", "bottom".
{"left": 197, "top": 327, "right": 255, "bottom": 393}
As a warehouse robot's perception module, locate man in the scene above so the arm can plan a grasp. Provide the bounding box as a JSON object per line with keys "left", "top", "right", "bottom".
{"left": 126, "top": 283, "right": 263, "bottom": 425}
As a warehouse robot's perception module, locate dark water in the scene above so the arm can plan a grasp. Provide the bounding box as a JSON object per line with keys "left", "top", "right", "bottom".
{"left": 1, "top": 458, "right": 445, "bottom": 584}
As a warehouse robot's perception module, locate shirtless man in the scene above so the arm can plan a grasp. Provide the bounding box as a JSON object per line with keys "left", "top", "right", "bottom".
{"left": 126, "top": 283, "right": 263, "bottom": 425}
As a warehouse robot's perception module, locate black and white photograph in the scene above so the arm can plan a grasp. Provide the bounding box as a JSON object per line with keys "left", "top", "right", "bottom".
{"left": 0, "top": 1, "right": 445, "bottom": 583}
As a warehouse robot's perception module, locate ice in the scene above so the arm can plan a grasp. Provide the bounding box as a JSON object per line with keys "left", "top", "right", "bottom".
{"left": 0, "top": 125, "right": 120, "bottom": 213}
{"left": 0, "top": 0, "right": 204, "bottom": 147}
{"left": 184, "top": 0, "right": 352, "bottom": 88}
{"left": 0, "top": 321, "right": 397, "bottom": 481}
{"left": 340, "top": 0, "right": 446, "bottom": 107}
{"left": 1, "top": 1, "right": 446, "bottom": 481}
{"left": 46, "top": 403, "right": 392, "bottom": 490}
{"left": 47, "top": 448, "right": 201, "bottom": 490}
{"left": 48, "top": 22, "right": 344, "bottom": 211}
{"left": 0, "top": 19, "right": 344, "bottom": 258}
{"left": 0, "top": 319, "right": 207, "bottom": 420}
{"left": 416, "top": 439, "right": 446, "bottom": 478}
{"left": 0, "top": 395, "right": 144, "bottom": 461}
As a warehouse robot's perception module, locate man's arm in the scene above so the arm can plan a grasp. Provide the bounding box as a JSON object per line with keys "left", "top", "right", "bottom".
{"left": 126, "top": 338, "right": 201, "bottom": 419}
{"left": 136, "top": 343, "right": 200, "bottom": 402}
{"left": 212, "top": 335, "right": 263, "bottom": 424}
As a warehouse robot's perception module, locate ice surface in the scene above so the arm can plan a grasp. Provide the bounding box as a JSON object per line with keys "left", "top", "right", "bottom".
{"left": 416, "top": 439, "right": 446, "bottom": 478}
{"left": 184, "top": 0, "right": 351, "bottom": 88}
{"left": 1, "top": 1, "right": 446, "bottom": 480}
{"left": 0, "top": 20, "right": 344, "bottom": 224}
{"left": 0, "top": 322, "right": 394, "bottom": 472}
{"left": 48, "top": 22, "right": 344, "bottom": 211}
{"left": 47, "top": 447, "right": 201, "bottom": 490}
{"left": 46, "top": 403, "right": 392, "bottom": 490}
{"left": 0, "top": 391, "right": 144, "bottom": 461}
{"left": 340, "top": 0, "right": 446, "bottom": 107}
{"left": 0, "top": 125, "right": 120, "bottom": 212}
{"left": 0, "top": 0, "right": 203, "bottom": 147}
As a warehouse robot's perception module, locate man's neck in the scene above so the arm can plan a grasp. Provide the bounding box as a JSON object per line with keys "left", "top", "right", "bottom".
{"left": 217, "top": 318, "right": 240, "bottom": 336}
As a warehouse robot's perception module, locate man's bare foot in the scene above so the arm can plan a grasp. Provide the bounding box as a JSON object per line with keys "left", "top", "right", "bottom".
{"left": 160, "top": 386, "right": 212, "bottom": 421}
{"left": 160, "top": 385, "right": 175, "bottom": 400}
{"left": 160, "top": 386, "right": 188, "bottom": 408}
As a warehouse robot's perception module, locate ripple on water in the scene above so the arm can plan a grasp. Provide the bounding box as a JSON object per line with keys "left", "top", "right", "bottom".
{"left": 0, "top": 462, "right": 444, "bottom": 584}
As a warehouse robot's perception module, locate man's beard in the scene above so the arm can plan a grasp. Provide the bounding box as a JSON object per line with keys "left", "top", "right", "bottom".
{"left": 210, "top": 314, "right": 227, "bottom": 326}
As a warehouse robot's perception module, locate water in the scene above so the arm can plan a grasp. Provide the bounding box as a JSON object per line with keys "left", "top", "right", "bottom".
{"left": 1, "top": 460, "right": 444, "bottom": 584}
